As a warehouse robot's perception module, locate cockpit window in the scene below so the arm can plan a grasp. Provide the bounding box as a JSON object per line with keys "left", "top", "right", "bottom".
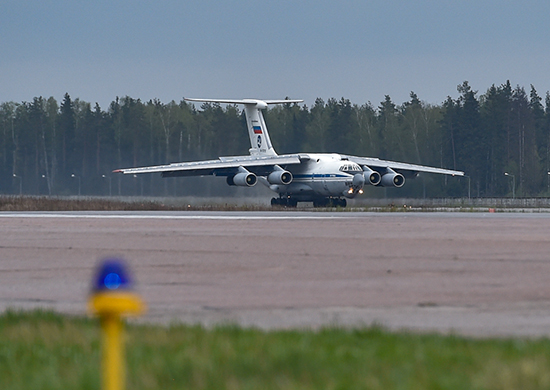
{"left": 339, "top": 163, "right": 362, "bottom": 172}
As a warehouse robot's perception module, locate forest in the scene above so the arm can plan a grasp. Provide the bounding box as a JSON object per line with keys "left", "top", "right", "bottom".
{"left": 0, "top": 80, "right": 549, "bottom": 199}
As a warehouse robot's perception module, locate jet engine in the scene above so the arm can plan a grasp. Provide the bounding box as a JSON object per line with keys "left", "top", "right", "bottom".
{"left": 227, "top": 167, "right": 257, "bottom": 187}
{"left": 362, "top": 166, "right": 382, "bottom": 186}
{"left": 380, "top": 168, "right": 405, "bottom": 188}
{"left": 267, "top": 168, "right": 293, "bottom": 185}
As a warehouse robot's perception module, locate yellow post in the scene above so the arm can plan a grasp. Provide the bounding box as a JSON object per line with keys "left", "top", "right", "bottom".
{"left": 102, "top": 314, "right": 123, "bottom": 390}
{"left": 89, "top": 259, "right": 145, "bottom": 390}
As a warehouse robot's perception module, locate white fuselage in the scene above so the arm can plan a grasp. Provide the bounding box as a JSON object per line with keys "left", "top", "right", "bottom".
{"left": 262, "top": 154, "right": 363, "bottom": 199}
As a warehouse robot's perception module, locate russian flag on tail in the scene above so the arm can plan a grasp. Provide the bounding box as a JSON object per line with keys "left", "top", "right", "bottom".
{"left": 253, "top": 126, "right": 262, "bottom": 134}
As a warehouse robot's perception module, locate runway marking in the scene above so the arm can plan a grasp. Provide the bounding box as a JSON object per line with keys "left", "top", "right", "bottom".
{"left": 0, "top": 211, "right": 547, "bottom": 221}
{"left": 0, "top": 213, "right": 351, "bottom": 220}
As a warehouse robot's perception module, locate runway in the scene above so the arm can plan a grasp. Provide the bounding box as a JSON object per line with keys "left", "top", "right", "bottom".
{"left": 2, "top": 210, "right": 550, "bottom": 337}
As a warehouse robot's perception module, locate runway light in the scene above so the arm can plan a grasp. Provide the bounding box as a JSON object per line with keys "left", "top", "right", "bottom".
{"left": 104, "top": 273, "right": 122, "bottom": 289}
{"left": 93, "top": 259, "right": 132, "bottom": 292}
{"left": 89, "top": 258, "right": 145, "bottom": 390}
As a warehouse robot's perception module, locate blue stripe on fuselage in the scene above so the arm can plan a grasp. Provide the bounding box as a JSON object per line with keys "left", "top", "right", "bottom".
{"left": 293, "top": 174, "right": 349, "bottom": 179}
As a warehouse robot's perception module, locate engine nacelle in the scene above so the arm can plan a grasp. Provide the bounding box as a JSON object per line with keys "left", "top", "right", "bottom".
{"left": 362, "top": 166, "right": 381, "bottom": 186}
{"left": 267, "top": 169, "right": 293, "bottom": 185}
{"left": 380, "top": 171, "right": 405, "bottom": 188}
{"left": 227, "top": 170, "right": 257, "bottom": 187}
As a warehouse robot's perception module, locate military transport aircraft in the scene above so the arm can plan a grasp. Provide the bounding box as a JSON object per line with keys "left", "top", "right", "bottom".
{"left": 114, "top": 98, "right": 464, "bottom": 207}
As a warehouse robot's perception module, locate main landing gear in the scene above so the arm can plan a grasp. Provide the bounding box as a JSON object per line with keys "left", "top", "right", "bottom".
{"left": 312, "top": 198, "right": 347, "bottom": 208}
{"left": 271, "top": 197, "right": 298, "bottom": 207}
{"left": 270, "top": 197, "right": 347, "bottom": 208}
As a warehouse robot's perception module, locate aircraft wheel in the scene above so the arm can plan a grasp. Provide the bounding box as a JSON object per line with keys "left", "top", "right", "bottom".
{"left": 287, "top": 198, "right": 298, "bottom": 208}
{"left": 271, "top": 198, "right": 279, "bottom": 206}
{"left": 339, "top": 198, "right": 347, "bottom": 208}
{"left": 313, "top": 198, "right": 327, "bottom": 208}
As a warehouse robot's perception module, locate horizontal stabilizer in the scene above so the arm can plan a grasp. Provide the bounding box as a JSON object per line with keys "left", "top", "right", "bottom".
{"left": 185, "top": 97, "right": 302, "bottom": 157}
{"left": 184, "top": 98, "right": 303, "bottom": 106}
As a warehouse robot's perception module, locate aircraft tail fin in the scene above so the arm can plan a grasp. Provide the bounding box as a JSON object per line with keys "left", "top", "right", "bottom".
{"left": 184, "top": 98, "right": 303, "bottom": 156}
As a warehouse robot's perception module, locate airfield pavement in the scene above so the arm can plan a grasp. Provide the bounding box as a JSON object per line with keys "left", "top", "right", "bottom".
{"left": 1, "top": 211, "right": 550, "bottom": 337}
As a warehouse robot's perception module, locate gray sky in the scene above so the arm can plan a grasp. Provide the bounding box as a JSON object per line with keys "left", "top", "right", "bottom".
{"left": 2, "top": 1, "right": 549, "bottom": 109}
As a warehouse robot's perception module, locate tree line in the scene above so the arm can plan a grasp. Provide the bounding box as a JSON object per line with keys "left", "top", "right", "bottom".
{"left": 0, "top": 80, "right": 549, "bottom": 198}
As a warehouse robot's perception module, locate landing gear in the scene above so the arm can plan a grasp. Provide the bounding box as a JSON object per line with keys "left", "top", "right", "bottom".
{"left": 271, "top": 197, "right": 298, "bottom": 207}
{"left": 312, "top": 198, "right": 347, "bottom": 208}
{"left": 312, "top": 198, "right": 327, "bottom": 208}
{"left": 271, "top": 196, "right": 347, "bottom": 208}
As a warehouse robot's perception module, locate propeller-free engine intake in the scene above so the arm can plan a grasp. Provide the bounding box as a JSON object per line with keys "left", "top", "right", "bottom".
{"left": 362, "top": 166, "right": 382, "bottom": 186}
{"left": 267, "top": 166, "right": 293, "bottom": 185}
{"left": 380, "top": 167, "right": 405, "bottom": 187}
{"left": 227, "top": 167, "right": 257, "bottom": 187}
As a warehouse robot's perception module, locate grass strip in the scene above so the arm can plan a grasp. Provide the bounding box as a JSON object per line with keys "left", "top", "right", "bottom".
{"left": 0, "top": 195, "right": 508, "bottom": 212}
{"left": 1, "top": 309, "right": 550, "bottom": 389}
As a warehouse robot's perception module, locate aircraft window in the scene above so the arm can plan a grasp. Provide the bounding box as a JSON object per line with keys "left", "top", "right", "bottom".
{"left": 340, "top": 163, "right": 361, "bottom": 172}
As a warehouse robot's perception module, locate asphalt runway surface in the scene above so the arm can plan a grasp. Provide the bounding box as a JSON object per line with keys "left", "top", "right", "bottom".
{"left": 1, "top": 210, "right": 550, "bottom": 337}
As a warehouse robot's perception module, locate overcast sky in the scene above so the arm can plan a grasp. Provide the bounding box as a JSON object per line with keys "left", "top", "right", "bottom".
{"left": 2, "top": 1, "right": 549, "bottom": 109}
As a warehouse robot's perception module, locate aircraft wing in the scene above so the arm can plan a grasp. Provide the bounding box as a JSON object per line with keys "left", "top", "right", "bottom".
{"left": 344, "top": 155, "right": 464, "bottom": 177}
{"left": 113, "top": 154, "right": 304, "bottom": 178}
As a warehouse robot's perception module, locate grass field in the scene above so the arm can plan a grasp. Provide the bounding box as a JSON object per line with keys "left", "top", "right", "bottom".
{"left": 2, "top": 310, "right": 550, "bottom": 389}
{"left": 2, "top": 194, "right": 550, "bottom": 212}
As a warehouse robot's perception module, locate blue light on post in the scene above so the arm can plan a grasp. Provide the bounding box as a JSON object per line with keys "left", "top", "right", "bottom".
{"left": 93, "top": 259, "right": 132, "bottom": 292}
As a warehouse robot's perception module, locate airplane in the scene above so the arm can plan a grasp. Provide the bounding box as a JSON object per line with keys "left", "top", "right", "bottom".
{"left": 114, "top": 98, "right": 464, "bottom": 207}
